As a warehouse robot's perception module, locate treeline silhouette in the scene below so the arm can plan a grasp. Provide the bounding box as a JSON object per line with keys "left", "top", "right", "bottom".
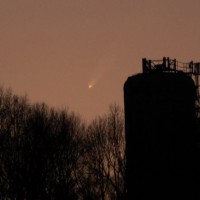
{"left": 0, "top": 87, "right": 126, "bottom": 200}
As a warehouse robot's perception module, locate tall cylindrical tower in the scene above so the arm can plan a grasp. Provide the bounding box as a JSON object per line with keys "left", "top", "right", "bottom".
{"left": 124, "top": 72, "right": 199, "bottom": 199}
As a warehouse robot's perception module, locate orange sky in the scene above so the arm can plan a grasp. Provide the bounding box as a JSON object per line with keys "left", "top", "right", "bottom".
{"left": 0, "top": 0, "right": 200, "bottom": 121}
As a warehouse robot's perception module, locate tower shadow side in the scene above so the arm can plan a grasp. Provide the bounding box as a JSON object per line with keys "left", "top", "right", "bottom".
{"left": 124, "top": 73, "right": 199, "bottom": 199}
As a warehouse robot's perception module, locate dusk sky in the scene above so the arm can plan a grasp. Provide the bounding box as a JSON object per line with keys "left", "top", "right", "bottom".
{"left": 0, "top": 0, "right": 200, "bottom": 121}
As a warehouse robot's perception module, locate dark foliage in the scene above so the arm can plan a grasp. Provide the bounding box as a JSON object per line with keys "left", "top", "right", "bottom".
{"left": 0, "top": 87, "right": 125, "bottom": 200}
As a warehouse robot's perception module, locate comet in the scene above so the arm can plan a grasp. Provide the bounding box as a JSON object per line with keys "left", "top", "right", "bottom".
{"left": 88, "top": 46, "right": 115, "bottom": 90}
{"left": 88, "top": 84, "right": 93, "bottom": 89}
{"left": 88, "top": 82, "right": 95, "bottom": 89}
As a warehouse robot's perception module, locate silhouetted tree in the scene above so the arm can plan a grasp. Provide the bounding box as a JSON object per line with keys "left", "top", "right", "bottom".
{"left": 0, "top": 87, "right": 30, "bottom": 199}
{"left": 0, "top": 87, "right": 85, "bottom": 200}
{"left": 76, "top": 104, "right": 126, "bottom": 200}
{"left": 45, "top": 110, "right": 84, "bottom": 200}
{"left": 0, "top": 86, "right": 126, "bottom": 200}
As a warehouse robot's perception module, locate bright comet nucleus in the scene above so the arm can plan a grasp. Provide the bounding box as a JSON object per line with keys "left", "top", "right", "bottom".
{"left": 88, "top": 84, "right": 93, "bottom": 89}
{"left": 88, "top": 80, "right": 96, "bottom": 89}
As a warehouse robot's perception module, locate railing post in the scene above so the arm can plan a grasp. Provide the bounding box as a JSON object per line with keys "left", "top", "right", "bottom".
{"left": 142, "top": 58, "right": 147, "bottom": 73}
{"left": 189, "top": 61, "right": 193, "bottom": 74}
{"left": 167, "top": 57, "right": 170, "bottom": 69}
{"left": 163, "top": 57, "right": 166, "bottom": 68}
{"left": 174, "top": 59, "right": 176, "bottom": 72}
{"left": 149, "top": 60, "right": 152, "bottom": 70}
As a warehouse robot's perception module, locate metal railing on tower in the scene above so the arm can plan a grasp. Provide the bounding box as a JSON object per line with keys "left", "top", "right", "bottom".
{"left": 142, "top": 57, "right": 200, "bottom": 117}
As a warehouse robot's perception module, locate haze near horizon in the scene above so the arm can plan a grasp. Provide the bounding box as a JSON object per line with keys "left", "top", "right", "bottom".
{"left": 0, "top": 0, "right": 200, "bottom": 121}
